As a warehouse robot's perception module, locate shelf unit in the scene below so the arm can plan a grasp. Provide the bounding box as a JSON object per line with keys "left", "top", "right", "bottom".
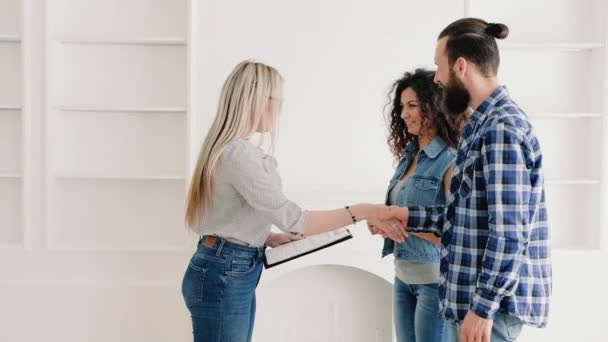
{"left": 0, "top": 173, "right": 22, "bottom": 179}
{"left": 0, "top": 105, "right": 21, "bottom": 110}
{"left": 0, "top": 35, "right": 20, "bottom": 43}
{"left": 0, "top": 0, "right": 23, "bottom": 250}
{"left": 467, "top": 0, "right": 608, "bottom": 251}
{"left": 43, "top": 0, "right": 190, "bottom": 253}
{"left": 53, "top": 174, "right": 186, "bottom": 181}
{"left": 54, "top": 36, "right": 187, "bottom": 46}
{"left": 54, "top": 105, "right": 186, "bottom": 113}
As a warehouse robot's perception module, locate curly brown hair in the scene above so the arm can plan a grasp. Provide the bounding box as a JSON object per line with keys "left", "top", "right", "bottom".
{"left": 385, "top": 68, "right": 465, "bottom": 160}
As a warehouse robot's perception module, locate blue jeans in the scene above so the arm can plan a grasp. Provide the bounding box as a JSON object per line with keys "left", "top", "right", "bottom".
{"left": 182, "top": 236, "right": 265, "bottom": 342}
{"left": 447, "top": 311, "right": 524, "bottom": 342}
{"left": 394, "top": 277, "right": 450, "bottom": 342}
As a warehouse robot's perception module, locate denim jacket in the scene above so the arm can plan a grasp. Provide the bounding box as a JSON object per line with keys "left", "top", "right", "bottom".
{"left": 381, "top": 136, "right": 456, "bottom": 262}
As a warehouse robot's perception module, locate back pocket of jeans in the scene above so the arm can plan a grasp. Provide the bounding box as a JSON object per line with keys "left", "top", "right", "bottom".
{"left": 226, "top": 258, "right": 257, "bottom": 276}
{"left": 181, "top": 262, "right": 206, "bottom": 306}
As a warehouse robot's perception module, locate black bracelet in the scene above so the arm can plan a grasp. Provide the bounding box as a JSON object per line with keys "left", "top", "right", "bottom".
{"left": 345, "top": 205, "right": 357, "bottom": 223}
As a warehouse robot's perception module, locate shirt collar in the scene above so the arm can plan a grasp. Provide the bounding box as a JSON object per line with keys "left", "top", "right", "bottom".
{"left": 470, "top": 85, "right": 510, "bottom": 123}
{"left": 405, "top": 136, "right": 448, "bottom": 159}
{"left": 421, "top": 136, "right": 448, "bottom": 159}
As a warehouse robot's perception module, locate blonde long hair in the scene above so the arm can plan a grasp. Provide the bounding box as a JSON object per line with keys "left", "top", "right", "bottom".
{"left": 185, "top": 60, "right": 284, "bottom": 227}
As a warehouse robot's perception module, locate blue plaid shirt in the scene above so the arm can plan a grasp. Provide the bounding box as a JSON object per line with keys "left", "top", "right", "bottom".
{"left": 407, "top": 86, "right": 551, "bottom": 327}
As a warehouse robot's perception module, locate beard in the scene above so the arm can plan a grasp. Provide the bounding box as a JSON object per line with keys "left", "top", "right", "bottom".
{"left": 440, "top": 70, "right": 471, "bottom": 117}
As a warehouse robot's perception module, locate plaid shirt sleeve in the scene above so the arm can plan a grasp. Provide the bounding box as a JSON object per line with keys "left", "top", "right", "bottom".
{"left": 406, "top": 205, "right": 445, "bottom": 236}
{"left": 470, "top": 123, "right": 531, "bottom": 320}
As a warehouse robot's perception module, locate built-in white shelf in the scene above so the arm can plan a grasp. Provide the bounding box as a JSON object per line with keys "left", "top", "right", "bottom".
{"left": 0, "top": 35, "right": 20, "bottom": 43}
{"left": 546, "top": 179, "right": 600, "bottom": 185}
{"left": 529, "top": 113, "right": 602, "bottom": 119}
{"left": 44, "top": 243, "right": 188, "bottom": 254}
{"left": 0, "top": 243, "right": 27, "bottom": 252}
{"left": 53, "top": 174, "right": 185, "bottom": 181}
{"left": 0, "top": 105, "right": 21, "bottom": 111}
{"left": 55, "top": 105, "right": 186, "bottom": 113}
{"left": 500, "top": 42, "right": 604, "bottom": 52}
{"left": 54, "top": 37, "right": 187, "bottom": 46}
{"left": 0, "top": 173, "right": 21, "bottom": 179}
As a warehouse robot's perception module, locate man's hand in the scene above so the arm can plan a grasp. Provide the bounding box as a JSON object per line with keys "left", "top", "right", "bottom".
{"left": 461, "top": 310, "right": 493, "bottom": 342}
{"left": 265, "top": 232, "right": 302, "bottom": 248}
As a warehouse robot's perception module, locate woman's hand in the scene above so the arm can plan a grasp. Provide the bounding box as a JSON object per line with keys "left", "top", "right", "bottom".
{"left": 368, "top": 222, "right": 409, "bottom": 241}
{"left": 380, "top": 205, "right": 409, "bottom": 226}
{"left": 368, "top": 223, "right": 386, "bottom": 237}
{"left": 366, "top": 205, "right": 408, "bottom": 243}
{"left": 265, "top": 232, "right": 303, "bottom": 248}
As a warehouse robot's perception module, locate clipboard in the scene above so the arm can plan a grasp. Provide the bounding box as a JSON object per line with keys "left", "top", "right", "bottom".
{"left": 263, "top": 228, "right": 353, "bottom": 269}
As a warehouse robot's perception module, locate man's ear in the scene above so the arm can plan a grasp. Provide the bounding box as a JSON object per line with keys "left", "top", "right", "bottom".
{"left": 454, "top": 57, "right": 468, "bottom": 79}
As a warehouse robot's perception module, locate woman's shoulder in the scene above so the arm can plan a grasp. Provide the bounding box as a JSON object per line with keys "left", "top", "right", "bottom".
{"left": 443, "top": 146, "right": 457, "bottom": 159}
{"left": 219, "top": 139, "right": 277, "bottom": 171}
{"left": 222, "top": 138, "right": 254, "bottom": 155}
{"left": 433, "top": 144, "right": 457, "bottom": 169}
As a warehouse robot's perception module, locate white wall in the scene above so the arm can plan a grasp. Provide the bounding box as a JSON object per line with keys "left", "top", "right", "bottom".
{"left": 190, "top": 0, "right": 463, "bottom": 195}
{"left": 1, "top": 0, "right": 608, "bottom": 341}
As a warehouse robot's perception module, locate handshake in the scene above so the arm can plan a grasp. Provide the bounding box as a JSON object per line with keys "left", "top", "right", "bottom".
{"left": 367, "top": 205, "right": 410, "bottom": 243}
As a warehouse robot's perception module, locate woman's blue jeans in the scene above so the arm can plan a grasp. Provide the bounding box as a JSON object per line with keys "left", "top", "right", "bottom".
{"left": 394, "top": 277, "right": 451, "bottom": 342}
{"left": 182, "top": 236, "right": 265, "bottom": 342}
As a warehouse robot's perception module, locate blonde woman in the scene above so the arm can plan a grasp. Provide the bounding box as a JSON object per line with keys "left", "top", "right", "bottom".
{"left": 181, "top": 60, "right": 405, "bottom": 342}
